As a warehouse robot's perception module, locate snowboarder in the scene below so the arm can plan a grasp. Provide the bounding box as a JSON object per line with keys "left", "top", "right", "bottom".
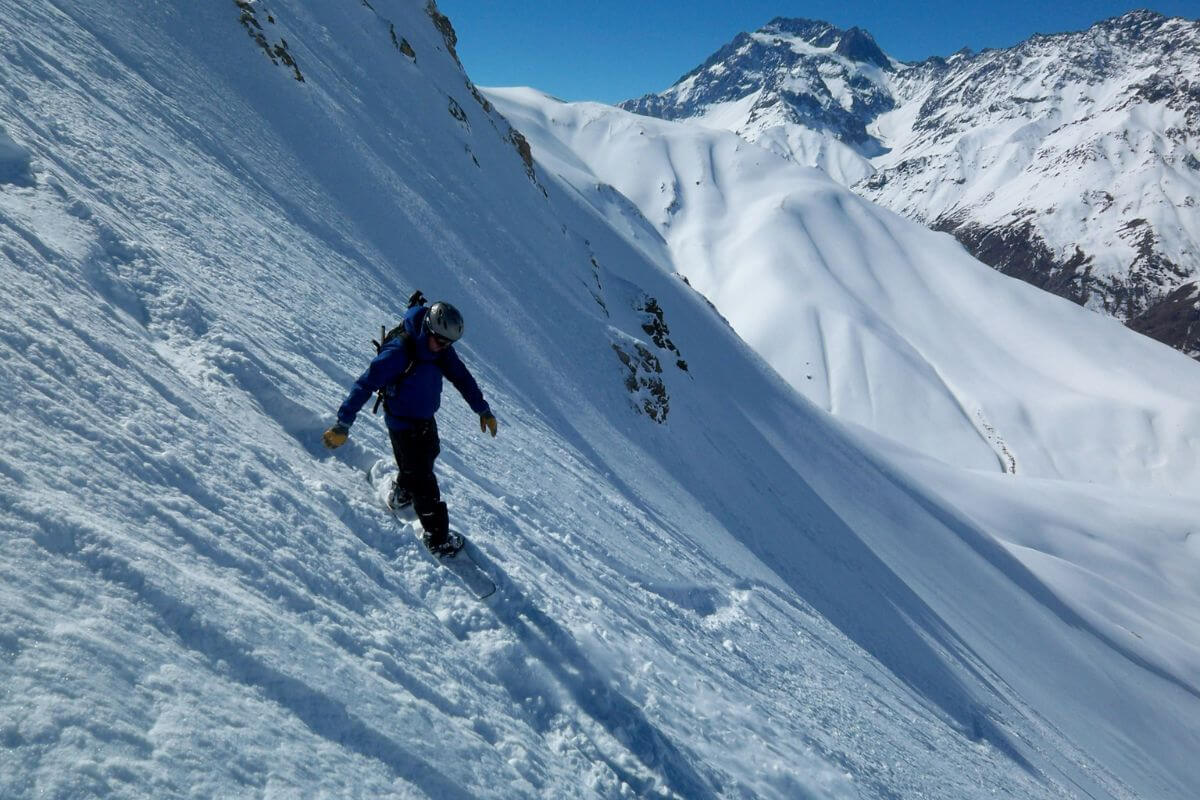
{"left": 322, "top": 298, "right": 497, "bottom": 556}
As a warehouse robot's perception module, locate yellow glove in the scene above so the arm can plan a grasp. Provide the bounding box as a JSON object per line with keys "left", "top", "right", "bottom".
{"left": 480, "top": 413, "right": 498, "bottom": 438}
{"left": 322, "top": 424, "right": 349, "bottom": 449}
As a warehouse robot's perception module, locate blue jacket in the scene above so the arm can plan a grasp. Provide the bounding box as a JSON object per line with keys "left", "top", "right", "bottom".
{"left": 337, "top": 306, "right": 491, "bottom": 431}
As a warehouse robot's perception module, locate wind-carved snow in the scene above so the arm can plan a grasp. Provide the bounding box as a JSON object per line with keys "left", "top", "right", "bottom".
{"left": 3, "top": 2, "right": 1200, "bottom": 799}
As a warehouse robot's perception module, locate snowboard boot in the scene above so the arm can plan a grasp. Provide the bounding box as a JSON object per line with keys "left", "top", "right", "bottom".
{"left": 423, "top": 530, "right": 464, "bottom": 558}
{"left": 387, "top": 480, "right": 413, "bottom": 511}
{"left": 417, "top": 501, "right": 462, "bottom": 557}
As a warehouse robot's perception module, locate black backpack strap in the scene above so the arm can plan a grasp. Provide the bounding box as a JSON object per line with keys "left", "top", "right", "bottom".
{"left": 370, "top": 290, "right": 427, "bottom": 415}
{"left": 371, "top": 329, "right": 418, "bottom": 415}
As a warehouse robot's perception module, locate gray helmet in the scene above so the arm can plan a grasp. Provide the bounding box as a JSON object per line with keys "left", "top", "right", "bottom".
{"left": 424, "top": 301, "right": 464, "bottom": 342}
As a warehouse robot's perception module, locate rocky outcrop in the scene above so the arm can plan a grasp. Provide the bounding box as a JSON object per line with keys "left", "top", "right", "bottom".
{"left": 612, "top": 340, "right": 669, "bottom": 423}
{"left": 636, "top": 295, "right": 688, "bottom": 373}
{"left": 425, "top": 1, "right": 460, "bottom": 67}
{"left": 235, "top": 1, "right": 304, "bottom": 82}
{"left": 1128, "top": 281, "right": 1200, "bottom": 358}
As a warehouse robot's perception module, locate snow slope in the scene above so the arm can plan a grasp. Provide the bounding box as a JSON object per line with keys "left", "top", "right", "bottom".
{"left": 2, "top": 2, "right": 1199, "bottom": 799}
{"left": 491, "top": 87, "right": 1200, "bottom": 492}
{"left": 488, "top": 86, "right": 1200, "bottom": 793}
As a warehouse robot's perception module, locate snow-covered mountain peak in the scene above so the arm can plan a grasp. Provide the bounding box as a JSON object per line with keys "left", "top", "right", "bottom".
{"left": 1092, "top": 8, "right": 1174, "bottom": 38}
{"left": 759, "top": 17, "right": 841, "bottom": 43}
{"left": 753, "top": 17, "right": 894, "bottom": 72}
{"left": 622, "top": 17, "right": 900, "bottom": 186}
{"left": 625, "top": 18, "right": 896, "bottom": 137}
{"left": 623, "top": 9, "right": 1200, "bottom": 360}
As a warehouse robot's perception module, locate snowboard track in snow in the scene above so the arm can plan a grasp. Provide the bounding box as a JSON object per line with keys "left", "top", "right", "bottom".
{"left": 368, "top": 459, "right": 720, "bottom": 796}
{"left": 473, "top": 550, "right": 724, "bottom": 799}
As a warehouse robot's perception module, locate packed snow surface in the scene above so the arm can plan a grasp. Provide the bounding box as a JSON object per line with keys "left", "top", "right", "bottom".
{"left": 2, "top": 2, "right": 1199, "bottom": 799}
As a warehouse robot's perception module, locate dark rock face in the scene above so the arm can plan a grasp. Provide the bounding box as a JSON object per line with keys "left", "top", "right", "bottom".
{"left": 933, "top": 217, "right": 1095, "bottom": 306}
{"left": 835, "top": 27, "right": 891, "bottom": 70}
{"left": 933, "top": 215, "right": 1193, "bottom": 330}
{"left": 1128, "top": 282, "right": 1200, "bottom": 357}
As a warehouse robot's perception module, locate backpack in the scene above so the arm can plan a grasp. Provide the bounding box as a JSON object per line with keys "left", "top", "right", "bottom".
{"left": 370, "top": 289, "right": 427, "bottom": 415}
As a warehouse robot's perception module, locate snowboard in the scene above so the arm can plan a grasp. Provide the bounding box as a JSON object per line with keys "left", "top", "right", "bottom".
{"left": 424, "top": 536, "right": 497, "bottom": 600}
{"left": 367, "top": 460, "right": 497, "bottom": 600}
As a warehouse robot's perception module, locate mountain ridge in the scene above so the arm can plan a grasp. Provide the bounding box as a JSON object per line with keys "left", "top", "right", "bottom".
{"left": 621, "top": 9, "right": 1200, "bottom": 359}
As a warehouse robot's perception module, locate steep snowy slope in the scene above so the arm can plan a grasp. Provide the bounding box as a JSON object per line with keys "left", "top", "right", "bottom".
{"left": 490, "top": 85, "right": 1200, "bottom": 793}
{"left": 2, "top": 2, "right": 1199, "bottom": 799}
{"left": 623, "top": 13, "right": 1200, "bottom": 359}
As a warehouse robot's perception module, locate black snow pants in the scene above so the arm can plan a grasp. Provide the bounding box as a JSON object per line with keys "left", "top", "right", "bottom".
{"left": 388, "top": 418, "right": 449, "bottom": 541}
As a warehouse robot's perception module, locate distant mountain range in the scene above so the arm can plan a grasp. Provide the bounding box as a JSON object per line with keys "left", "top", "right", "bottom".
{"left": 622, "top": 11, "right": 1200, "bottom": 359}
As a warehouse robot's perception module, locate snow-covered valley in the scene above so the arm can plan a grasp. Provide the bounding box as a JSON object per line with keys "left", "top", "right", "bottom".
{"left": 1, "top": 2, "right": 1198, "bottom": 799}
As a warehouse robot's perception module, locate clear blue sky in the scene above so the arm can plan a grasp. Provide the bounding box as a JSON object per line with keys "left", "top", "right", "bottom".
{"left": 435, "top": 1, "right": 1199, "bottom": 104}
